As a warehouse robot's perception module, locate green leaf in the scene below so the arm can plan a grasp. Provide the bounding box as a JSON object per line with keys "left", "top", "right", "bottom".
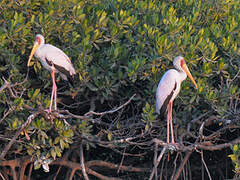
{"left": 107, "top": 132, "right": 112, "bottom": 141}
{"left": 60, "top": 139, "right": 65, "bottom": 150}
{"left": 32, "top": 89, "right": 40, "bottom": 99}
{"left": 51, "top": 148, "right": 56, "bottom": 160}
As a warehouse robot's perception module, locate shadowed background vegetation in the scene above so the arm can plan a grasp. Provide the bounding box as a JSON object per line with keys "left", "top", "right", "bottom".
{"left": 0, "top": 0, "right": 240, "bottom": 179}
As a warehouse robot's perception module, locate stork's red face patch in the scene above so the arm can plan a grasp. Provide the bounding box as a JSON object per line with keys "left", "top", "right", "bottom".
{"left": 36, "top": 36, "right": 41, "bottom": 45}
{"left": 180, "top": 58, "right": 186, "bottom": 67}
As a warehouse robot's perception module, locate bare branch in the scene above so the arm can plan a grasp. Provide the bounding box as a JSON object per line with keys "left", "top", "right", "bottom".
{"left": 200, "top": 150, "right": 212, "bottom": 180}
{"left": 80, "top": 143, "right": 89, "bottom": 180}
{"left": 0, "top": 107, "right": 15, "bottom": 124}
{"left": 0, "top": 78, "right": 9, "bottom": 94}
{"left": 0, "top": 112, "right": 40, "bottom": 159}
{"left": 172, "top": 151, "right": 192, "bottom": 180}
{"left": 87, "top": 168, "right": 122, "bottom": 180}
{"left": 84, "top": 94, "right": 136, "bottom": 116}
{"left": 85, "top": 160, "right": 149, "bottom": 172}
{"left": 149, "top": 146, "right": 166, "bottom": 180}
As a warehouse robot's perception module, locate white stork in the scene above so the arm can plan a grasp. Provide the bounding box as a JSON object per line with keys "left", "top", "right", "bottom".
{"left": 27, "top": 34, "right": 76, "bottom": 112}
{"left": 156, "top": 56, "right": 198, "bottom": 144}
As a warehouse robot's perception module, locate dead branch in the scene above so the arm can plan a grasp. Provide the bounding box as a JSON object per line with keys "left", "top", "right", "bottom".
{"left": 84, "top": 94, "right": 136, "bottom": 116}
{"left": 0, "top": 77, "right": 9, "bottom": 94}
{"left": 200, "top": 150, "right": 212, "bottom": 180}
{"left": 187, "top": 111, "right": 211, "bottom": 131}
{"left": 117, "top": 147, "right": 126, "bottom": 174}
{"left": 0, "top": 107, "right": 15, "bottom": 125}
{"left": 171, "top": 152, "right": 180, "bottom": 180}
{"left": 85, "top": 160, "right": 149, "bottom": 172}
{"left": 197, "top": 137, "right": 240, "bottom": 151}
{"left": 0, "top": 172, "right": 6, "bottom": 180}
{"left": 0, "top": 111, "right": 40, "bottom": 159}
{"left": 87, "top": 168, "right": 122, "bottom": 180}
{"left": 27, "top": 163, "right": 33, "bottom": 180}
{"left": 80, "top": 142, "right": 89, "bottom": 180}
{"left": 149, "top": 147, "right": 166, "bottom": 180}
{"left": 172, "top": 151, "right": 192, "bottom": 180}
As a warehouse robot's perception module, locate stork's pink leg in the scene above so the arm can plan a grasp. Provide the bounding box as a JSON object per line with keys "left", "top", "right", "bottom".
{"left": 49, "top": 84, "right": 54, "bottom": 112}
{"left": 167, "top": 103, "right": 170, "bottom": 144}
{"left": 169, "top": 101, "right": 175, "bottom": 144}
{"left": 52, "top": 71, "right": 57, "bottom": 111}
{"left": 49, "top": 68, "right": 57, "bottom": 112}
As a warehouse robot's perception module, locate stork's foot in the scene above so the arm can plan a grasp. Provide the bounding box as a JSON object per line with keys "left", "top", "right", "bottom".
{"left": 44, "top": 109, "right": 51, "bottom": 114}
{"left": 44, "top": 109, "right": 57, "bottom": 114}
{"left": 167, "top": 142, "right": 179, "bottom": 151}
{"left": 43, "top": 109, "right": 58, "bottom": 124}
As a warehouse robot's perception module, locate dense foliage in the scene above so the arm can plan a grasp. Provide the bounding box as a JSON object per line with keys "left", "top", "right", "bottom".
{"left": 0, "top": 0, "right": 240, "bottom": 179}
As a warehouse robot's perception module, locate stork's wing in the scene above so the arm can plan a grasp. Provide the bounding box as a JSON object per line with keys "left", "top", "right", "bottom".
{"left": 43, "top": 44, "right": 76, "bottom": 82}
{"left": 156, "top": 69, "right": 177, "bottom": 117}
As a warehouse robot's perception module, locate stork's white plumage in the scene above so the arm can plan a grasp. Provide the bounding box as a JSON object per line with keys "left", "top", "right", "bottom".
{"left": 156, "top": 56, "right": 198, "bottom": 144}
{"left": 27, "top": 34, "right": 76, "bottom": 112}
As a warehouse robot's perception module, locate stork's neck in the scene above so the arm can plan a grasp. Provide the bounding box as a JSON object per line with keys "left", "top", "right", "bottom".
{"left": 34, "top": 44, "right": 44, "bottom": 58}
{"left": 177, "top": 69, "right": 187, "bottom": 83}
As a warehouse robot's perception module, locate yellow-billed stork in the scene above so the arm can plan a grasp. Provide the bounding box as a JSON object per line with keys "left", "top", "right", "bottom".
{"left": 27, "top": 34, "right": 76, "bottom": 112}
{"left": 156, "top": 56, "right": 198, "bottom": 144}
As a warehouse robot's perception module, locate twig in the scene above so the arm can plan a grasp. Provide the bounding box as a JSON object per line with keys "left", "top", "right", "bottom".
{"left": 197, "top": 137, "right": 240, "bottom": 151}
{"left": 27, "top": 162, "right": 33, "bottom": 180}
{"left": 0, "top": 171, "right": 6, "bottom": 180}
{"left": 0, "top": 112, "right": 40, "bottom": 159}
{"left": 69, "top": 169, "right": 77, "bottom": 180}
{"left": 117, "top": 147, "right": 126, "bottom": 174}
{"left": 149, "top": 147, "right": 167, "bottom": 180}
{"left": 172, "top": 151, "right": 192, "bottom": 180}
{"left": 187, "top": 112, "right": 211, "bottom": 132}
{"left": 84, "top": 94, "right": 136, "bottom": 116}
{"left": 85, "top": 160, "right": 149, "bottom": 172}
{"left": 0, "top": 77, "right": 9, "bottom": 94}
{"left": 154, "top": 142, "right": 158, "bottom": 180}
{"left": 171, "top": 152, "right": 180, "bottom": 180}
{"left": 80, "top": 143, "right": 89, "bottom": 180}
{"left": 11, "top": 166, "right": 17, "bottom": 180}
{"left": 53, "top": 166, "right": 62, "bottom": 180}
{"left": 87, "top": 168, "right": 122, "bottom": 180}
{"left": 0, "top": 107, "right": 15, "bottom": 124}
{"left": 200, "top": 150, "right": 212, "bottom": 180}
{"left": 199, "top": 121, "right": 205, "bottom": 138}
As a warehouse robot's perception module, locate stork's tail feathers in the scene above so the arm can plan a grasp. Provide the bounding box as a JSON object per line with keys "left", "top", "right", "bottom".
{"left": 157, "top": 111, "right": 167, "bottom": 121}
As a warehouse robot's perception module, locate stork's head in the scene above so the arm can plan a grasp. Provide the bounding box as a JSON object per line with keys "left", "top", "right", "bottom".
{"left": 27, "top": 34, "right": 45, "bottom": 66}
{"left": 173, "top": 56, "right": 198, "bottom": 89}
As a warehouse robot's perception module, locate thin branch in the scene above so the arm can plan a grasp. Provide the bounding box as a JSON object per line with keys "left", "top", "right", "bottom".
{"left": 200, "top": 150, "right": 212, "bottom": 180}
{"left": 172, "top": 151, "right": 192, "bottom": 180}
{"left": 149, "top": 147, "right": 167, "bottom": 180}
{"left": 53, "top": 166, "right": 62, "bottom": 180}
{"left": 154, "top": 137, "right": 240, "bottom": 152}
{"left": 0, "top": 107, "right": 15, "bottom": 124}
{"left": 69, "top": 169, "right": 77, "bottom": 180}
{"left": 80, "top": 143, "right": 89, "bottom": 180}
{"left": 196, "top": 137, "right": 240, "bottom": 151}
{"left": 154, "top": 142, "right": 158, "bottom": 180}
{"left": 87, "top": 168, "right": 122, "bottom": 180}
{"left": 117, "top": 147, "right": 126, "bottom": 174}
{"left": 0, "top": 171, "right": 6, "bottom": 180}
{"left": 187, "top": 112, "right": 211, "bottom": 132}
{"left": 84, "top": 94, "right": 136, "bottom": 116}
{"left": 10, "top": 166, "right": 17, "bottom": 180}
{"left": 171, "top": 152, "right": 180, "bottom": 180}
{"left": 0, "top": 112, "right": 40, "bottom": 159}
{"left": 0, "top": 78, "right": 9, "bottom": 94}
{"left": 85, "top": 160, "right": 149, "bottom": 172}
